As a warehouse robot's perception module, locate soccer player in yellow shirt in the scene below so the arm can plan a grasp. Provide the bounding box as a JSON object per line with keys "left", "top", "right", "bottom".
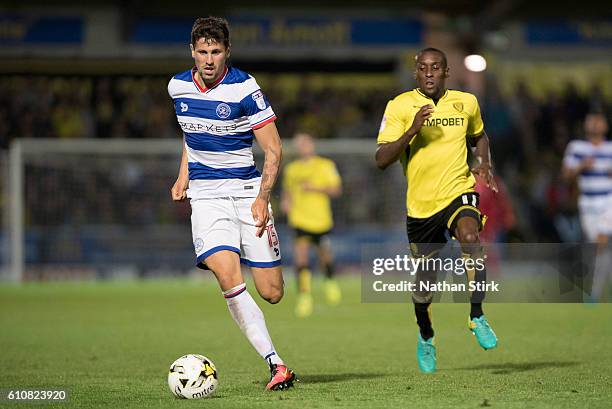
{"left": 376, "top": 48, "right": 499, "bottom": 373}
{"left": 282, "top": 133, "right": 342, "bottom": 317}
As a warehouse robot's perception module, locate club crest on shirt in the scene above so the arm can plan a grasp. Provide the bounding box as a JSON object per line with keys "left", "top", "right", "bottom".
{"left": 180, "top": 102, "right": 188, "bottom": 112}
{"left": 251, "top": 90, "right": 267, "bottom": 110}
{"left": 453, "top": 102, "right": 463, "bottom": 112}
{"left": 216, "top": 103, "right": 231, "bottom": 119}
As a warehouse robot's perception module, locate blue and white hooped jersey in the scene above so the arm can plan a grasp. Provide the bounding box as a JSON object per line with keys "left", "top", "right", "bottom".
{"left": 168, "top": 66, "right": 276, "bottom": 199}
{"left": 563, "top": 139, "right": 612, "bottom": 212}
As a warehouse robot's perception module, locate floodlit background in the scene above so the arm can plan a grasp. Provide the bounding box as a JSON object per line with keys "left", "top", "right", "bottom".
{"left": 0, "top": 1, "right": 610, "bottom": 280}
{"left": 0, "top": 3, "right": 611, "bottom": 409}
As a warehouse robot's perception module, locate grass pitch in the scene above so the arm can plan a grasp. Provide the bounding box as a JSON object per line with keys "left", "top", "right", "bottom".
{"left": 0, "top": 277, "right": 610, "bottom": 409}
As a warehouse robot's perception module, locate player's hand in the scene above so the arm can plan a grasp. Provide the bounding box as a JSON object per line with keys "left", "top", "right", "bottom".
{"left": 581, "top": 157, "right": 595, "bottom": 171}
{"left": 408, "top": 104, "right": 434, "bottom": 135}
{"left": 171, "top": 177, "right": 189, "bottom": 201}
{"left": 301, "top": 182, "right": 316, "bottom": 192}
{"left": 471, "top": 161, "right": 499, "bottom": 193}
{"left": 251, "top": 196, "right": 270, "bottom": 237}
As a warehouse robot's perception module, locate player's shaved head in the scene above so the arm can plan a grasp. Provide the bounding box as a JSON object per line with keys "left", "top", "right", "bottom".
{"left": 191, "top": 16, "right": 230, "bottom": 48}
{"left": 415, "top": 47, "right": 447, "bottom": 68}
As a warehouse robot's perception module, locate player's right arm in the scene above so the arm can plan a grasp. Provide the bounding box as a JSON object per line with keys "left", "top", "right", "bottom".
{"left": 561, "top": 141, "right": 593, "bottom": 183}
{"left": 171, "top": 136, "right": 189, "bottom": 201}
{"left": 375, "top": 104, "right": 433, "bottom": 170}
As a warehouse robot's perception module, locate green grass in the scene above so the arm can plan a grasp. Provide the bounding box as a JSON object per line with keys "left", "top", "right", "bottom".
{"left": 0, "top": 277, "right": 611, "bottom": 409}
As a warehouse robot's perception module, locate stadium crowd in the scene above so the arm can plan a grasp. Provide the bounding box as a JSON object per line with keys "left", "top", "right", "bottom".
{"left": 0, "top": 74, "right": 609, "bottom": 242}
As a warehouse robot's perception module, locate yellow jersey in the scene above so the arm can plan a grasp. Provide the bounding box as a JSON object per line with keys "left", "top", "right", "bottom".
{"left": 283, "top": 156, "right": 341, "bottom": 233}
{"left": 377, "top": 88, "right": 484, "bottom": 218}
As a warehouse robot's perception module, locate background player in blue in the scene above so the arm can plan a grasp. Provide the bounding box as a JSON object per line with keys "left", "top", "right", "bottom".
{"left": 168, "top": 17, "right": 295, "bottom": 390}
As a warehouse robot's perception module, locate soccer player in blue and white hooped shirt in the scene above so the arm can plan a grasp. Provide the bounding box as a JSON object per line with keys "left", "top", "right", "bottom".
{"left": 168, "top": 17, "right": 296, "bottom": 390}
{"left": 562, "top": 112, "right": 612, "bottom": 301}
{"left": 562, "top": 113, "right": 612, "bottom": 243}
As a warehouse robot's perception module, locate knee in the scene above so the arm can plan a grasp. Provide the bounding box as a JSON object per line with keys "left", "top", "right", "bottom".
{"left": 262, "top": 286, "right": 284, "bottom": 304}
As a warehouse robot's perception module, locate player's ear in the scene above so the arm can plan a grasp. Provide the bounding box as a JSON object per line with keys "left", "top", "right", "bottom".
{"left": 190, "top": 43, "right": 195, "bottom": 59}
{"left": 444, "top": 66, "right": 450, "bottom": 78}
{"left": 226, "top": 44, "right": 231, "bottom": 59}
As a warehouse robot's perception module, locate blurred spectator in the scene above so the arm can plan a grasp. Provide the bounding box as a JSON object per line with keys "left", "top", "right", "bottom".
{"left": 1, "top": 73, "right": 610, "bottom": 242}
{"left": 475, "top": 175, "right": 516, "bottom": 244}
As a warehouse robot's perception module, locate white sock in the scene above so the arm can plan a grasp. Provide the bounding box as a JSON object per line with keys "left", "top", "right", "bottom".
{"left": 223, "top": 283, "right": 284, "bottom": 367}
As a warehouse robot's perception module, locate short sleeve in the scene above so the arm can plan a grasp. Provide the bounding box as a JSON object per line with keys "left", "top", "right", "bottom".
{"left": 467, "top": 96, "right": 485, "bottom": 137}
{"left": 562, "top": 141, "right": 580, "bottom": 170}
{"left": 324, "top": 161, "right": 342, "bottom": 188}
{"left": 239, "top": 79, "right": 276, "bottom": 129}
{"left": 377, "top": 99, "right": 407, "bottom": 144}
{"left": 167, "top": 78, "right": 175, "bottom": 99}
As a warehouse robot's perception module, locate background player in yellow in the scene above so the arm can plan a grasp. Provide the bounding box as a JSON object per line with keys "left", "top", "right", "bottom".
{"left": 375, "top": 48, "right": 499, "bottom": 373}
{"left": 282, "top": 133, "right": 342, "bottom": 317}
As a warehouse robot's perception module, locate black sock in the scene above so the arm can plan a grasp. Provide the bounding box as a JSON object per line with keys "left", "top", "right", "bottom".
{"left": 324, "top": 263, "right": 334, "bottom": 279}
{"left": 467, "top": 257, "right": 486, "bottom": 319}
{"left": 470, "top": 303, "right": 483, "bottom": 319}
{"left": 414, "top": 302, "right": 434, "bottom": 340}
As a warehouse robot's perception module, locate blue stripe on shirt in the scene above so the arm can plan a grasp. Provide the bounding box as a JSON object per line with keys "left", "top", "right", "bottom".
{"left": 581, "top": 170, "right": 612, "bottom": 177}
{"left": 173, "top": 70, "right": 192, "bottom": 82}
{"left": 572, "top": 153, "right": 612, "bottom": 160}
{"left": 581, "top": 190, "right": 612, "bottom": 197}
{"left": 174, "top": 98, "right": 244, "bottom": 120}
{"left": 188, "top": 162, "right": 261, "bottom": 180}
{"left": 185, "top": 132, "right": 253, "bottom": 152}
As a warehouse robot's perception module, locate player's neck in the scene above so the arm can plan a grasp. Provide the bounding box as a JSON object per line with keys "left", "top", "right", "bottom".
{"left": 195, "top": 69, "right": 225, "bottom": 89}
{"left": 588, "top": 135, "right": 604, "bottom": 145}
{"left": 418, "top": 87, "right": 446, "bottom": 104}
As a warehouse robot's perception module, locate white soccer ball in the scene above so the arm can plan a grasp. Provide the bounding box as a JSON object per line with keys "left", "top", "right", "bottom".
{"left": 167, "top": 354, "right": 218, "bottom": 399}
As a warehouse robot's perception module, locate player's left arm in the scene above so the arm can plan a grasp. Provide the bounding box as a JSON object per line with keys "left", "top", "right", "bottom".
{"left": 253, "top": 121, "right": 283, "bottom": 237}
{"left": 469, "top": 131, "right": 498, "bottom": 193}
{"left": 467, "top": 96, "right": 498, "bottom": 193}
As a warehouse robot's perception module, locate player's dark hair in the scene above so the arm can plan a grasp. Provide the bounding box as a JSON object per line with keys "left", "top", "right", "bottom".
{"left": 415, "top": 47, "right": 447, "bottom": 68}
{"left": 191, "top": 17, "right": 230, "bottom": 48}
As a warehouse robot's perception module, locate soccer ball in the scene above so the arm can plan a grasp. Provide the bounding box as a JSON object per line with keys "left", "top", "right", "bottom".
{"left": 167, "top": 354, "right": 218, "bottom": 399}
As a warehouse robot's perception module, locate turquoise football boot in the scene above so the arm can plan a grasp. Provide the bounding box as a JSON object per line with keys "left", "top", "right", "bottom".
{"left": 469, "top": 315, "right": 498, "bottom": 350}
{"left": 417, "top": 333, "right": 437, "bottom": 373}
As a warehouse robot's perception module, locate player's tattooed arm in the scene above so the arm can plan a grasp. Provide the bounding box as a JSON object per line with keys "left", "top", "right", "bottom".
{"left": 470, "top": 131, "right": 498, "bottom": 192}
{"left": 376, "top": 105, "right": 433, "bottom": 170}
{"left": 252, "top": 122, "right": 283, "bottom": 237}
{"left": 171, "top": 136, "right": 190, "bottom": 201}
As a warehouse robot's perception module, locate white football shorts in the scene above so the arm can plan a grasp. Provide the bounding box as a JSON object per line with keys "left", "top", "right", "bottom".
{"left": 598, "top": 205, "right": 612, "bottom": 238}
{"left": 190, "top": 196, "right": 281, "bottom": 269}
{"left": 580, "top": 194, "right": 612, "bottom": 241}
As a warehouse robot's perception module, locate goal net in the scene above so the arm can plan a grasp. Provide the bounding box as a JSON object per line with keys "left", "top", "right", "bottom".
{"left": 4, "top": 138, "right": 406, "bottom": 281}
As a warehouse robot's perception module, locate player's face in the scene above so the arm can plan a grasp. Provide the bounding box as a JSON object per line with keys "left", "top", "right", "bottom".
{"left": 584, "top": 114, "right": 609, "bottom": 138}
{"left": 414, "top": 51, "right": 449, "bottom": 99}
{"left": 294, "top": 134, "right": 315, "bottom": 158}
{"left": 191, "top": 38, "right": 230, "bottom": 86}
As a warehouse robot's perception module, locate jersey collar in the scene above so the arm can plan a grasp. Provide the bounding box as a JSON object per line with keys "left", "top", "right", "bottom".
{"left": 415, "top": 88, "right": 448, "bottom": 102}
{"left": 192, "top": 66, "right": 229, "bottom": 93}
